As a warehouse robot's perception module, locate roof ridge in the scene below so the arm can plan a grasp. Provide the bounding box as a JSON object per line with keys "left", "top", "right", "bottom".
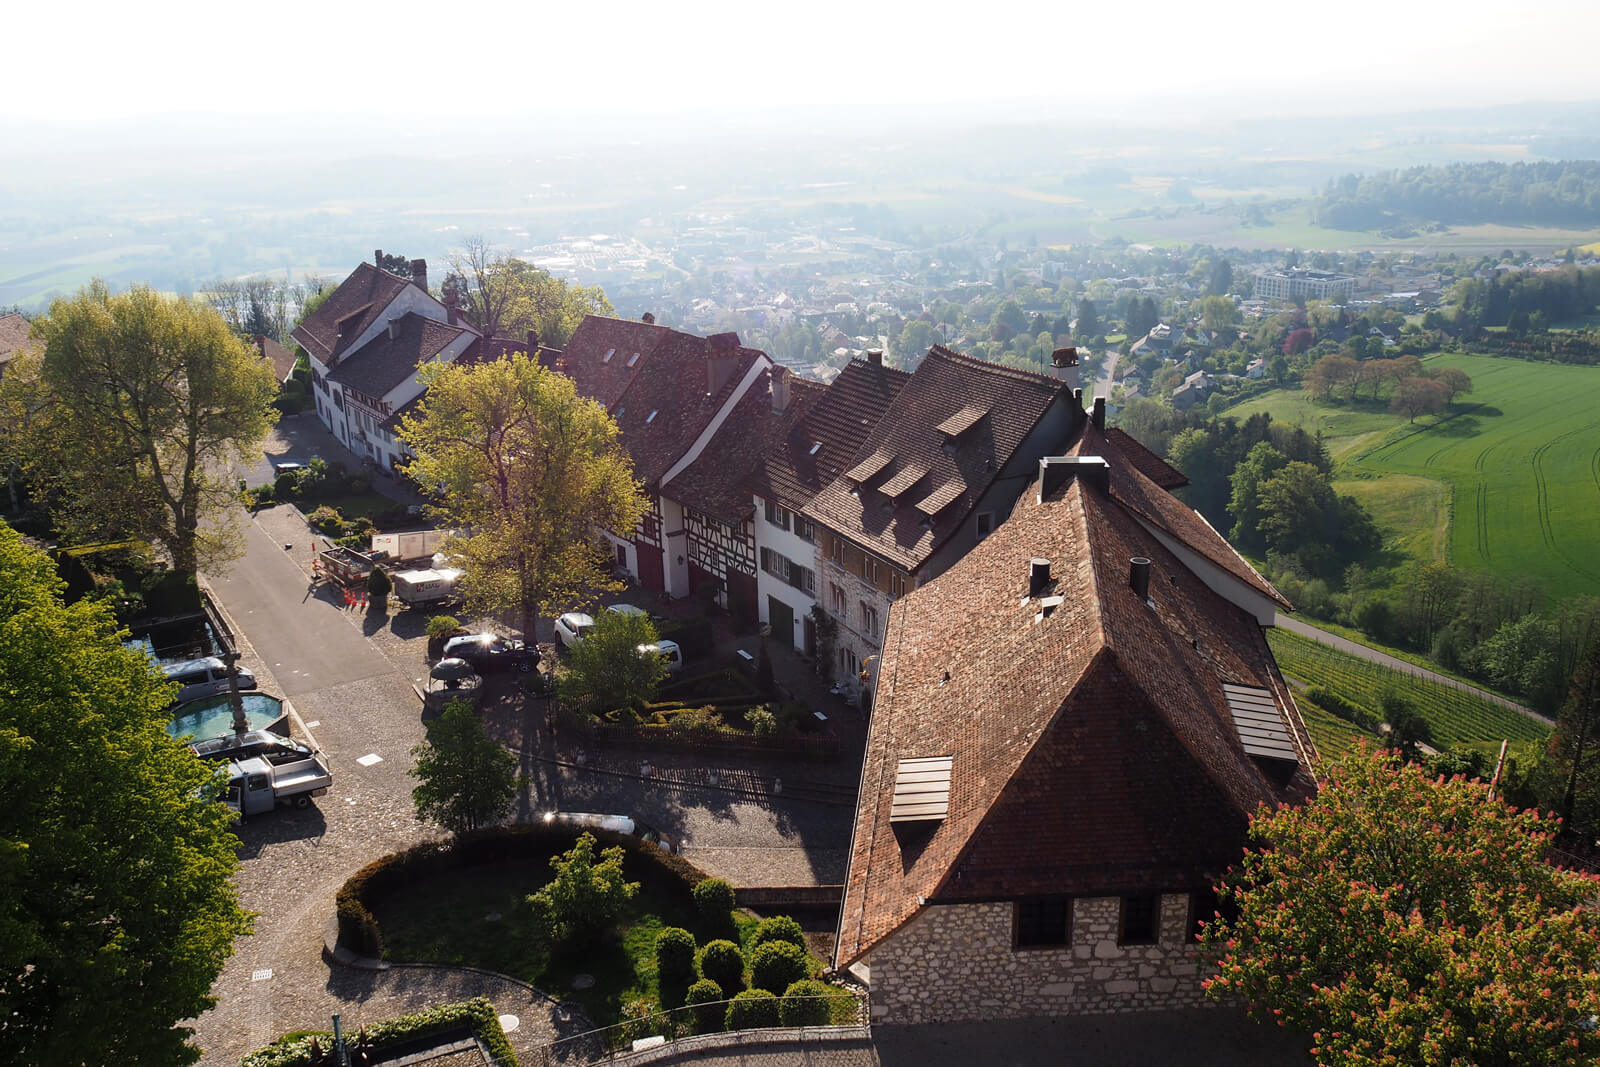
{"left": 924, "top": 344, "right": 1065, "bottom": 390}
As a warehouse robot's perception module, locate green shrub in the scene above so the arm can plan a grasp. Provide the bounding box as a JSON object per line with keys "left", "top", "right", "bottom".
{"left": 685, "top": 979, "right": 725, "bottom": 1034}
{"left": 693, "top": 877, "right": 736, "bottom": 923}
{"left": 367, "top": 566, "right": 392, "bottom": 598}
{"left": 426, "top": 615, "right": 463, "bottom": 638}
{"left": 655, "top": 926, "right": 697, "bottom": 987}
{"left": 779, "top": 979, "right": 846, "bottom": 1026}
{"left": 751, "top": 915, "right": 806, "bottom": 951}
{"left": 619, "top": 997, "right": 658, "bottom": 1044}
{"left": 749, "top": 939, "right": 811, "bottom": 995}
{"left": 335, "top": 893, "right": 382, "bottom": 958}
{"left": 1305, "top": 685, "right": 1379, "bottom": 731}
{"left": 274, "top": 470, "right": 302, "bottom": 499}
{"left": 696, "top": 939, "right": 745, "bottom": 995}
{"left": 307, "top": 505, "right": 346, "bottom": 536}
{"left": 725, "top": 989, "right": 779, "bottom": 1031}
{"left": 240, "top": 996, "right": 513, "bottom": 1067}
{"left": 744, "top": 705, "right": 777, "bottom": 735}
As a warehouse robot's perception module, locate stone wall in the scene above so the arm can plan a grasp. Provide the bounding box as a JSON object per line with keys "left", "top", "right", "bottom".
{"left": 865, "top": 895, "right": 1214, "bottom": 1024}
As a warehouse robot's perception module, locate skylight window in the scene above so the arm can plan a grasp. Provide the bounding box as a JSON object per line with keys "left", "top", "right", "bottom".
{"left": 646, "top": 409, "right": 658, "bottom": 423}
{"left": 627, "top": 351, "right": 640, "bottom": 367}
{"left": 809, "top": 442, "right": 822, "bottom": 455}
{"left": 602, "top": 348, "right": 615, "bottom": 362}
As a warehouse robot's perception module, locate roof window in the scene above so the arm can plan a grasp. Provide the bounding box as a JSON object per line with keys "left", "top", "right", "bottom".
{"left": 646, "top": 409, "right": 658, "bottom": 423}
{"left": 809, "top": 442, "right": 822, "bottom": 455}
{"left": 627, "top": 351, "right": 640, "bottom": 367}
{"left": 602, "top": 348, "right": 615, "bottom": 362}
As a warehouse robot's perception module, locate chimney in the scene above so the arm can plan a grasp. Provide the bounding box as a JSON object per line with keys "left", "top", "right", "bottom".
{"left": 1092, "top": 396, "right": 1106, "bottom": 430}
{"left": 706, "top": 332, "right": 740, "bottom": 395}
{"left": 387, "top": 318, "right": 401, "bottom": 342}
{"left": 1050, "top": 347, "right": 1081, "bottom": 391}
{"left": 526, "top": 329, "right": 539, "bottom": 355}
{"left": 1028, "top": 558, "right": 1051, "bottom": 598}
{"left": 770, "top": 364, "right": 791, "bottom": 414}
{"left": 1129, "top": 557, "right": 1152, "bottom": 602}
{"left": 867, "top": 348, "right": 884, "bottom": 366}
{"left": 642, "top": 312, "right": 655, "bottom": 325}
{"left": 374, "top": 248, "right": 384, "bottom": 269}
{"left": 1037, "top": 455, "right": 1111, "bottom": 502}
{"left": 410, "top": 259, "right": 427, "bottom": 293}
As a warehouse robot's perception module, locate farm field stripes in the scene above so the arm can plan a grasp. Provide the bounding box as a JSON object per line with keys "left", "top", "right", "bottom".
{"left": 1267, "top": 628, "right": 1547, "bottom": 749}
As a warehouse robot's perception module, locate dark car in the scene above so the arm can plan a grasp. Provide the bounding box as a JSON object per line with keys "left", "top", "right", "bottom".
{"left": 441, "top": 632, "right": 540, "bottom": 673}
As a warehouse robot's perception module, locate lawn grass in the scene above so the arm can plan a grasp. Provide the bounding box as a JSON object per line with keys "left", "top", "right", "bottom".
{"left": 303, "top": 490, "right": 400, "bottom": 523}
{"left": 371, "top": 849, "right": 820, "bottom": 1026}
{"left": 1227, "top": 353, "right": 1600, "bottom": 603}
{"left": 1268, "top": 629, "right": 1547, "bottom": 749}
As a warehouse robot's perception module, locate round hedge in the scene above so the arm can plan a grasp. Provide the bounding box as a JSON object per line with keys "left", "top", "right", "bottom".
{"left": 693, "top": 877, "right": 736, "bottom": 923}
{"left": 779, "top": 979, "right": 844, "bottom": 1026}
{"left": 696, "top": 939, "right": 745, "bottom": 995}
{"left": 725, "top": 989, "right": 779, "bottom": 1031}
{"left": 655, "top": 926, "right": 697, "bottom": 986}
{"left": 685, "top": 978, "right": 725, "bottom": 1035}
{"left": 751, "top": 915, "right": 806, "bottom": 951}
{"left": 749, "top": 939, "right": 811, "bottom": 995}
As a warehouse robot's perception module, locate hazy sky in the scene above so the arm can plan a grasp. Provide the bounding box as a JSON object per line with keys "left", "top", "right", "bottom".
{"left": 8, "top": 0, "right": 1597, "bottom": 125}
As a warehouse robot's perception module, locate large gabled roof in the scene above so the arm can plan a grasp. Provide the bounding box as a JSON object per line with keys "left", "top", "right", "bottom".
{"left": 667, "top": 369, "right": 821, "bottom": 524}
{"left": 326, "top": 312, "right": 471, "bottom": 399}
{"left": 290, "top": 263, "right": 417, "bottom": 364}
{"left": 835, "top": 460, "right": 1315, "bottom": 967}
{"left": 747, "top": 357, "right": 910, "bottom": 513}
{"left": 0, "top": 313, "right": 36, "bottom": 368}
{"left": 802, "top": 346, "right": 1067, "bottom": 573}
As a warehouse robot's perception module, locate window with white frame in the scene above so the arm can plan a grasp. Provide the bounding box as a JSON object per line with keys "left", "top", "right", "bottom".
{"left": 764, "top": 499, "right": 792, "bottom": 531}
{"left": 860, "top": 602, "right": 879, "bottom": 640}
{"left": 796, "top": 516, "right": 816, "bottom": 542}
{"left": 830, "top": 583, "right": 847, "bottom": 618}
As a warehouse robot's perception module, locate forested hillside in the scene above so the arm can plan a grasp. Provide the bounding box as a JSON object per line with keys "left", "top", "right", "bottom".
{"left": 1314, "top": 160, "right": 1600, "bottom": 230}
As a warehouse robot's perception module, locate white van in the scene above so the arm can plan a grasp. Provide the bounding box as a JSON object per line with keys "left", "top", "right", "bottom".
{"left": 163, "top": 656, "right": 257, "bottom": 705}
{"left": 639, "top": 638, "right": 684, "bottom": 674}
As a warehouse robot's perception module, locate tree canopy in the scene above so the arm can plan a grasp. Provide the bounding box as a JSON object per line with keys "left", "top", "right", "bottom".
{"left": 556, "top": 608, "right": 669, "bottom": 716}
{"left": 527, "top": 832, "right": 639, "bottom": 947}
{"left": 0, "top": 282, "right": 279, "bottom": 577}
{"left": 1203, "top": 746, "right": 1600, "bottom": 1066}
{"left": 447, "top": 238, "right": 615, "bottom": 348}
{"left": 410, "top": 699, "right": 521, "bottom": 834}
{"left": 0, "top": 521, "right": 251, "bottom": 1064}
{"left": 398, "top": 353, "right": 646, "bottom": 640}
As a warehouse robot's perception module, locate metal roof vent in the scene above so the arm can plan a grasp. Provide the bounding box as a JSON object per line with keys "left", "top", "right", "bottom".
{"left": 1029, "top": 558, "right": 1051, "bottom": 598}
{"left": 1130, "top": 557, "right": 1152, "bottom": 603}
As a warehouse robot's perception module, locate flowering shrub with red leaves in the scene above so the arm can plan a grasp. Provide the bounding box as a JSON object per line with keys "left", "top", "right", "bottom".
{"left": 1202, "top": 744, "right": 1600, "bottom": 1065}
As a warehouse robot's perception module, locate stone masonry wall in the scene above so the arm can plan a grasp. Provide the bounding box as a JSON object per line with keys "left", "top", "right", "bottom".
{"left": 866, "top": 895, "right": 1213, "bottom": 1024}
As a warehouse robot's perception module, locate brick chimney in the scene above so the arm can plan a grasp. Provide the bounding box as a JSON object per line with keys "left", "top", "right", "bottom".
{"left": 526, "top": 329, "right": 539, "bottom": 355}
{"left": 410, "top": 259, "right": 428, "bottom": 293}
{"left": 770, "top": 365, "right": 791, "bottom": 414}
{"left": 374, "top": 248, "right": 384, "bottom": 269}
{"left": 706, "top": 332, "right": 741, "bottom": 395}
{"left": 442, "top": 276, "right": 461, "bottom": 325}
{"left": 1092, "top": 396, "right": 1106, "bottom": 430}
{"left": 867, "top": 348, "right": 884, "bottom": 366}
{"left": 387, "top": 318, "right": 402, "bottom": 342}
{"left": 1037, "top": 455, "right": 1110, "bottom": 502}
{"left": 642, "top": 312, "right": 655, "bottom": 325}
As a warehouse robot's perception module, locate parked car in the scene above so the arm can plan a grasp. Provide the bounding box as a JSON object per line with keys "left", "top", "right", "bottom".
{"left": 638, "top": 638, "right": 684, "bottom": 675}
{"left": 554, "top": 612, "right": 594, "bottom": 650}
{"left": 271, "top": 460, "right": 306, "bottom": 475}
{"left": 190, "top": 729, "right": 317, "bottom": 766}
{"left": 163, "top": 656, "right": 257, "bottom": 705}
{"left": 606, "top": 603, "right": 649, "bottom": 620}
{"left": 541, "top": 810, "right": 678, "bottom": 853}
{"left": 441, "top": 633, "right": 540, "bottom": 673}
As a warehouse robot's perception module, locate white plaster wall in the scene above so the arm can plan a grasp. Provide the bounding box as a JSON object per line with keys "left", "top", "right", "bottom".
{"left": 865, "top": 895, "right": 1212, "bottom": 1025}
{"left": 753, "top": 496, "right": 820, "bottom": 652}
{"left": 660, "top": 497, "right": 690, "bottom": 598}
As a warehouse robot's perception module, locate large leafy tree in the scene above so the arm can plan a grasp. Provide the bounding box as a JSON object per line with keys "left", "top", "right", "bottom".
{"left": 556, "top": 609, "right": 668, "bottom": 716}
{"left": 447, "top": 237, "right": 615, "bottom": 347}
{"left": 0, "top": 522, "right": 251, "bottom": 1064}
{"left": 1, "top": 282, "right": 278, "bottom": 577}
{"left": 1203, "top": 746, "right": 1600, "bottom": 1065}
{"left": 409, "top": 699, "right": 520, "bottom": 835}
{"left": 398, "top": 354, "right": 645, "bottom": 642}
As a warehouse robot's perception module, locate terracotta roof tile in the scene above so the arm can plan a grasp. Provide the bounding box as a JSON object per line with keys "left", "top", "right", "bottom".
{"left": 1105, "top": 426, "right": 1189, "bottom": 489}
{"left": 290, "top": 263, "right": 413, "bottom": 364}
{"left": 747, "top": 358, "right": 909, "bottom": 513}
{"left": 0, "top": 312, "right": 36, "bottom": 365}
{"left": 256, "top": 336, "right": 297, "bottom": 382}
{"left": 326, "top": 312, "right": 470, "bottom": 399}
{"left": 835, "top": 473, "right": 1315, "bottom": 966}
{"left": 802, "top": 346, "right": 1068, "bottom": 573}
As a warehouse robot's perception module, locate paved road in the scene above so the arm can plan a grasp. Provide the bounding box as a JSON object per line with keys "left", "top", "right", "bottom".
{"left": 1093, "top": 345, "right": 1119, "bottom": 402}
{"left": 1274, "top": 613, "right": 1550, "bottom": 726}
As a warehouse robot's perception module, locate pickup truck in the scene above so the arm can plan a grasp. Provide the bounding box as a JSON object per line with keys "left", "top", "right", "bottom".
{"left": 193, "top": 730, "right": 333, "bottom": 816}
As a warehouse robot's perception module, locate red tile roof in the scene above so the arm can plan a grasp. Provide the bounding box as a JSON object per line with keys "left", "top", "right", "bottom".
{"left": 802, "top": 346, "right": 1067, "bottom": 573}
{"left": 835, "top": 472, "right": 1316, "bottom": 966}
{"left": 0, "top": 312, "right": 36, "bottom": 366}
{"left": 256, "top": 335, "right": 297, "bottom": 383}
{"left": 667, "top": 369, "right": 821, "bottom": 524}
{"left": 746, "top": 357, "right": 910, "bottom": 513}
{"left": 291, "top": 263, "right": 413, "bottom": 364}
{"left": 1105, "top": 426, "right": 1188, "bottom": 489}
{"left": 556, "top": 316, "right": 770, "bottom": 488}
{"left": 326, "top": 312, "right": 471, "bottom": 399}
{"left": 1081, "top": 423, "right": 1289, "bottom": 609}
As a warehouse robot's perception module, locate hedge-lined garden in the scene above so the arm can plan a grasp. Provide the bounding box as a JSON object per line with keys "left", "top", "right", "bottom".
{"left": 241, "top": 997, "right": 515, "bottom": 1067}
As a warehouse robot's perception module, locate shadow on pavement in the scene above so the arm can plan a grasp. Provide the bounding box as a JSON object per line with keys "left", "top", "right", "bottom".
{"left": 234, "top": 804, "right": 330, "bottom": 860}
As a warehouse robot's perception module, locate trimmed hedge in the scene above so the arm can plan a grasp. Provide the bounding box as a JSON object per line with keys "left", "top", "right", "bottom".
{"left": 693, "top": 878, "right": 736, "bottom": 924}
{"left": 334, "top": 823, "right": 709, "bottom": 959}
{"left": 750, "top": 915, "right": 806, "bottom": 951}
{"left": 779, "top": 980, "right": 848, "bottom": 1026}
{"left": 655, "top": 926, "right": 697, "bottom": 988}
{"left": 696, "top": 939, "right": 745, "bottom": 996}
{"left": 749, "top": 940, "right": 811, "bottom": 995}
{"left": 240, "top": 997, "right": 514, "bottom": 1067}
{"left": 685, "top": 979, "right": 725, "bottom": 1034}
{"left": 725, "top": 989, "right": 779, "bottom": 1030}
{"left": 1305, "top": 685, "right": 1380, "bottom": 731}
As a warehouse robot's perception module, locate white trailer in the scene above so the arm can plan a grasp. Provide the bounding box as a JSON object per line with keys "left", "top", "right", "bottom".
{"left": 370, "top": 529, "right": 451, "bottom": 564}
{"left": 392, "top": 567, "right": 463, "bottom": 607}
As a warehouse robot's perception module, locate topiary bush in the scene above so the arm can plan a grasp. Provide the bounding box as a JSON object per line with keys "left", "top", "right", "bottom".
{"left": 725, "top": 989, "right": 780, "bottom": 1031}
{"left": 307, "top": 505, "right": 346, "bottom": 536}
{"left": 779, "top": 979, "right": 847, "bottom": 1026}
{"left": 693, "top": 877, "right": 736, "bottom": 924}
{"left": 274, "top": 470, "right": 302, "bottom": 499}
{"left": 655, "top": 926, "right": 697, "bottom": 992}
{"left": 751, "top": 915, "right": 806, "bottom": 951}
{"left": 685, "top": 978, "right": 725, "bottom": 1035}
{"left": 749, "top": 939, "right": 811, "bottom": 995}
{"left": 696, "top": 939, "right": 745, "bottom": 996}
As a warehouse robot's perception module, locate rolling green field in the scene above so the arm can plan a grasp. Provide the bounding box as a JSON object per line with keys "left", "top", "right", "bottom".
{"left": 1229, "top": 353, "right": 1600, "bottom": 601}
{"left": 1268, "top": 629, "right": 1547, "bottom": 751}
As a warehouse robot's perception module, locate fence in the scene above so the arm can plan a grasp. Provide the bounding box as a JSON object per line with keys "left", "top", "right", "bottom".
{"left": 574, "top": 719, "right": 840, "bottom": 761}
{"left": 526, "top": 990, "right": 869, "bottom": 1066}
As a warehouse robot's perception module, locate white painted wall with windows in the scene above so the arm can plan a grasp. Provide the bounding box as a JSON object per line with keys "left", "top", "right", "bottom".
{"left": 753, "top": 494, "right": 821, "bottom": 652}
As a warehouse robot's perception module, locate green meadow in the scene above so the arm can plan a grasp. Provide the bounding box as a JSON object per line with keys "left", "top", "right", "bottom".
{"left": 1229, "top": 353, "right": 1600, "bottom": 602}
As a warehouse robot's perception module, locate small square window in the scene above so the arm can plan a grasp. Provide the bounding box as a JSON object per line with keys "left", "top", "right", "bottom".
{"left": 1015, "top": 896, "right": 1069, "bottom": 948}
{"left": 976, "top": 511, "right": 995, "bottom": 538}
{"left": 1119, "top": 894, "right": 1159, "bottom": 946}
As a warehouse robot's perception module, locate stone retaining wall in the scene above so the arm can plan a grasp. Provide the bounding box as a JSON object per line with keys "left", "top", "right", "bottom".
{"left": 866, "top": 894, "right": 1213, "bottom": 1023}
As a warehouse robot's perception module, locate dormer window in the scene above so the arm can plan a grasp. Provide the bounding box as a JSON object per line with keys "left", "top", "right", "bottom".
{"left": 602, "top": 348, "right": 615, "bottom": 362}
